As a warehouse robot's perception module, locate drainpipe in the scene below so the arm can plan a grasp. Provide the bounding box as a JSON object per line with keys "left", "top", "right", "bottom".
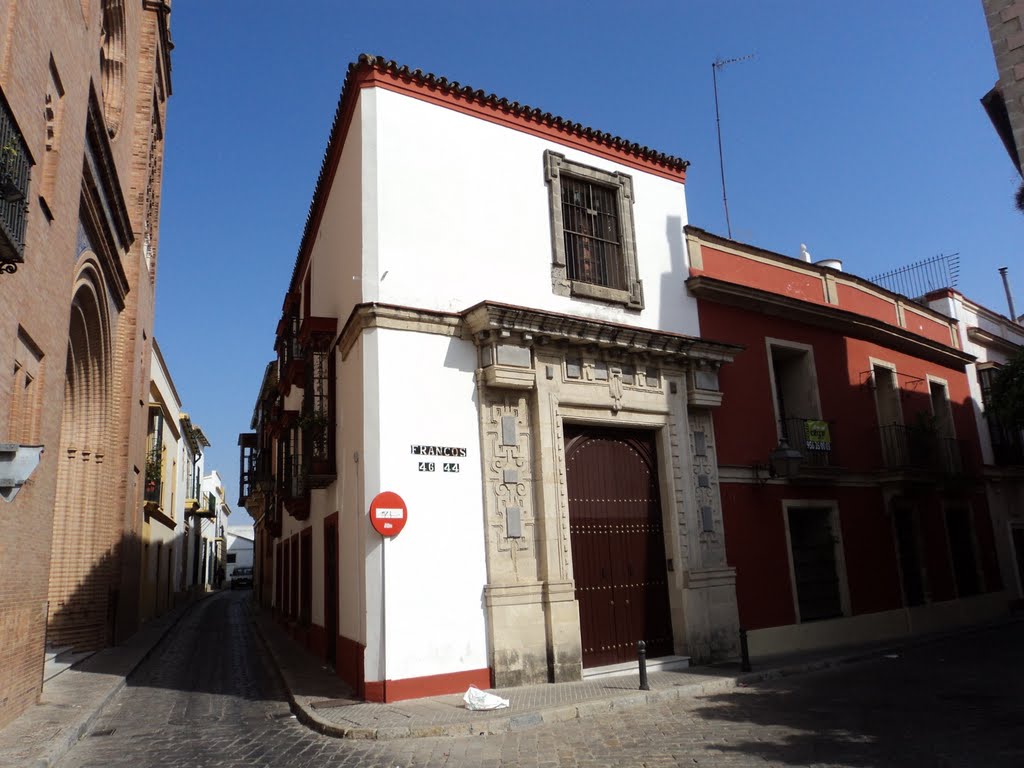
{"left": 999, "top": 267, "right": 1020, "bottom": 324}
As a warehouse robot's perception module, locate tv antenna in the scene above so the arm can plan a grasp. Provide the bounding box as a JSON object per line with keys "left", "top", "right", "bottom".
{"left": 712, "top": 54, "right": 754, "bottom": 239}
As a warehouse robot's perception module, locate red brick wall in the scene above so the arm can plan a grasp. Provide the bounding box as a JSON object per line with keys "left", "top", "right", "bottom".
{"left": 0, "top": 0, "right": 171, "bottom": 728}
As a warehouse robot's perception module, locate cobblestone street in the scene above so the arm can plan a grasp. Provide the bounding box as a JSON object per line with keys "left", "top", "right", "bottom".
{"left": 57, "top": 593, "right": 1024, "bottom": 767}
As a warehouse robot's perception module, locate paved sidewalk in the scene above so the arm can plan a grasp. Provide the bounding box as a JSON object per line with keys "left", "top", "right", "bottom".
{"left": 0, "top": 593, "right": 210, "bottom": 768}
{"left": 3, "top": 594, "right": 1017, "bottom": 768}
{"left": 252, "top": 606, "right": 1023, "bottom": 741}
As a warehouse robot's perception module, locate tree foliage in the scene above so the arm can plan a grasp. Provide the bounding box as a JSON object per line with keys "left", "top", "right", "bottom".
{"left": 991, "top": 348, "right": 1024, "bottom": 428}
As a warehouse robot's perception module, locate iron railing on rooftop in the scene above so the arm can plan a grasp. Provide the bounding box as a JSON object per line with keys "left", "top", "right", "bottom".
{"left": 868, "top": 253, "right": 959, "bottom": 304}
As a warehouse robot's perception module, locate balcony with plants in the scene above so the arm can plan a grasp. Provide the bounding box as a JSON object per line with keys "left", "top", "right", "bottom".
{"left": 980, "top": 355, "right": 1024, "bottom": 467}
{"left": 143, "top": 445, "right": 162, "bottom": 512}
{"left": 300, "top": 324, "right": 336, "bottom": 488}
{"left": 277, "top": 415, "right": 309, "bottom": 521}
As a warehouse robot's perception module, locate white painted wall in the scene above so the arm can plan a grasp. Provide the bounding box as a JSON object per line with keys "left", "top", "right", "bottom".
{"left": 337, "top": 339, "right": 367, "bottom": 646}
{"left": 226, "top": 524, "right": 255, "bottom": 576}
{"left": 366, "top": 88, "right": 698, "bottom": 335}
{"left": 294, "top": 82, "right": 702, "bottom": 685}
{"left": 364, "top": 327, "right": 488, "bottom": 681}
{"left": 147, "top": 346, "right": 187, "bottom": 602}
{"left": 302, "top": 96, "right": 366, "bottom": 326}
{"left": 928, "top": 292, "right": 1024, "bottom": 464}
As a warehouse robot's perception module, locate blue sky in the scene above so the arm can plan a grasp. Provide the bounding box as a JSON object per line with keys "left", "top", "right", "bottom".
{"left": 155, "top": 1, "right": 1021, "bottom": 514}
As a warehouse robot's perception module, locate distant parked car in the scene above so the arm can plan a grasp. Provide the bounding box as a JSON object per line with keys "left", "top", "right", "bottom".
{"left": 230, "top": 566, "right": 253, "bottom": 590}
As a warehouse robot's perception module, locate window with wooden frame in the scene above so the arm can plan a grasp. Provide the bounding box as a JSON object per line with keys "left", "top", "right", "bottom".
{"left": 944, "top": 505, "right": 982, "bottom": 598}
{"left": 544, "top": 150, "right": 643, "bottom": 308}
{"left": 783, "top": 502, "right": 848, "bottom": 623}
{"left": 891, "top": 502, "right": 927, "bottom": 606}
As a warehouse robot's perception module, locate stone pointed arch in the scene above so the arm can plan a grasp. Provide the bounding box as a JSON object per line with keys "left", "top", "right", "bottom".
{"left": 99, "top": 0, "right": 126, "bottom": 138}
{"left": 47, "top": 255, "right": 117, "bottom": 650}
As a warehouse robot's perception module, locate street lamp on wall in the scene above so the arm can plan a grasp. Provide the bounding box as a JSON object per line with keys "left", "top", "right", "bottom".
{"left": 753, "top": 438, "right": 803, "bottom": 485}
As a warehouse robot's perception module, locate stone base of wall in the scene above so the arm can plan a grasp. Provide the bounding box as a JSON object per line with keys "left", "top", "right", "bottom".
{"left": 485, "top": 580, "right": 582, "bottom": 686}
{"left": 747, "top": 591, "right": 1010, "bottom": 658}
{"left": 682, "top": 566, "right": 740, "bottom": 662}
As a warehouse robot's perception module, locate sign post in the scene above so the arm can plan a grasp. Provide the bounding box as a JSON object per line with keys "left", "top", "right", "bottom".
{"left": 369, "top": 491, "right": 406, "bottom": 696}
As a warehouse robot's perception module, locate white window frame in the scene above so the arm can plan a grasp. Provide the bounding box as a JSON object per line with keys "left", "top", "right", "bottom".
{"left": 764, "top": 338, "right": 822, "bottom": 441}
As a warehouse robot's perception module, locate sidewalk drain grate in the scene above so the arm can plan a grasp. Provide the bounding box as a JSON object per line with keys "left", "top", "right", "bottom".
{"left": 89, "top": 728, "right": 116, "bottom": 737}
{"left": 310, "top": 698, "right": 361, "bottom": 710}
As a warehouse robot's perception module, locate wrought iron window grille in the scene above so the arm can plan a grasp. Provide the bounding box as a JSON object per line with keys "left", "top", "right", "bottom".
{"left": 0, "top": 89, "right": 30, "bottom": 274}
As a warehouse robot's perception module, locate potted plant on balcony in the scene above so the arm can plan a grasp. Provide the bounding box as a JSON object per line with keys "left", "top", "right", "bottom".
{"left": 144, "top": 454, "right": 161, "bottom": 501}
{"left": 0, "top": 138, "right": 23, "bottom": 203}
{"left": 299, "top": 410, "right": 332, "bottom": 474}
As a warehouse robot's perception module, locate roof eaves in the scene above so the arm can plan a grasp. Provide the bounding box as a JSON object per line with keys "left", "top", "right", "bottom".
{"left": 287, "top": 53, "right": 690, "bottom": 293}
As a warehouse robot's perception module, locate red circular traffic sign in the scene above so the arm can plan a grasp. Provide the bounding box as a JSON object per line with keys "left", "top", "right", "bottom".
{"left": 369, "top": 491, "right": 408, "bottom": 537}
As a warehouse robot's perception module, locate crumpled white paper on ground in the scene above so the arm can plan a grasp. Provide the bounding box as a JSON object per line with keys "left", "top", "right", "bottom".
{"left": 462, "top": 685, "right": 510, "bottom": 711}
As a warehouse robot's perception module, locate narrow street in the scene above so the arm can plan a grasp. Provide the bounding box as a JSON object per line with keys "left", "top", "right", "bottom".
{"left": 59, "top": 593, "right": 1024, "bottom": 767}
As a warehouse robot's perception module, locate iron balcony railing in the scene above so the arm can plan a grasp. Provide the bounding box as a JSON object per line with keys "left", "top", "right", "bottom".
{"left": 877, "top": 423, "right": 966, "bottom": 474}
{"left": 279, "top": 311, "right": 302, "bottom": 372}
{"left": 288, "top": 449, "right": 305, "bottom": 499}
{"left": 779, "top": 417, "right": 836, "bottom": 468}
{"left": 144, "top": 445, "right": 162, "bottom": 504}
{"left": 238, "top": 432, "right": 259, "bottom": 506}
{"left": 0, "top": 88, "right": 29, "bottom": 273}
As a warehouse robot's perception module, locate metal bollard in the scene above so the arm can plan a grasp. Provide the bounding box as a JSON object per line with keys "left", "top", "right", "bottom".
{"left": 739, "top": 627, "right": 751, "bottom": 672}
{"left": 638, "top": 640, "right": 650, "bottom": 690}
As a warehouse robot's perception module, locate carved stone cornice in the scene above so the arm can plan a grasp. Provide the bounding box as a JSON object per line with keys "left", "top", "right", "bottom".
{"left": 338, "top": 303, "right": 462, "bottom": 360}
{"left": 462, "top": 301, "right": 742, "bottom": 365}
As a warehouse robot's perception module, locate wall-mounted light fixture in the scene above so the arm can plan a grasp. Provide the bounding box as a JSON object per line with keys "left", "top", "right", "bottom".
{"left": 753, "top": 439, "right": 802, "bottom": 485}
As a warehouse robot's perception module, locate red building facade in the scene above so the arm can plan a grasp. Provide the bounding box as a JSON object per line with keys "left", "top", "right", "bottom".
{"left": 686, "top": 227, "right": 1005, "bottom": 656}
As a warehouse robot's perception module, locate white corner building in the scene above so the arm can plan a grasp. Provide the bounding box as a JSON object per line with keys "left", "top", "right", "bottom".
{"left": 239, "top": 55, "right": 742, "bottom": 702}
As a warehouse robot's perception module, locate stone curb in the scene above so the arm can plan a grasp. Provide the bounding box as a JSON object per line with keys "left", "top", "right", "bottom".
{"left": 26, "top": 592, "right": 214, "bottom": 768}
{"left": 257, "top": 612, "right": 1023, "bottom": 742}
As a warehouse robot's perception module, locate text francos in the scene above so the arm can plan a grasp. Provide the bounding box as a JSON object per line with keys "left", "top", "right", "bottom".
{"left": 410, "top": 445, "right": 467, "bottom": 457}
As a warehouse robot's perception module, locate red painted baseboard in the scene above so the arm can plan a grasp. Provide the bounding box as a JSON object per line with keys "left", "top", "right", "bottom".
{"left": 363, "top": 667, "right": 491, "bottom": 703}
{"left": 336, "top": 634, "right": 365, "bottom": 697}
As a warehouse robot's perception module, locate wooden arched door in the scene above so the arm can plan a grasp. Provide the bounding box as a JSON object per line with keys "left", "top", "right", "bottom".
{"left": 565, "top": 426, "right": 673, "bottom": 668}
